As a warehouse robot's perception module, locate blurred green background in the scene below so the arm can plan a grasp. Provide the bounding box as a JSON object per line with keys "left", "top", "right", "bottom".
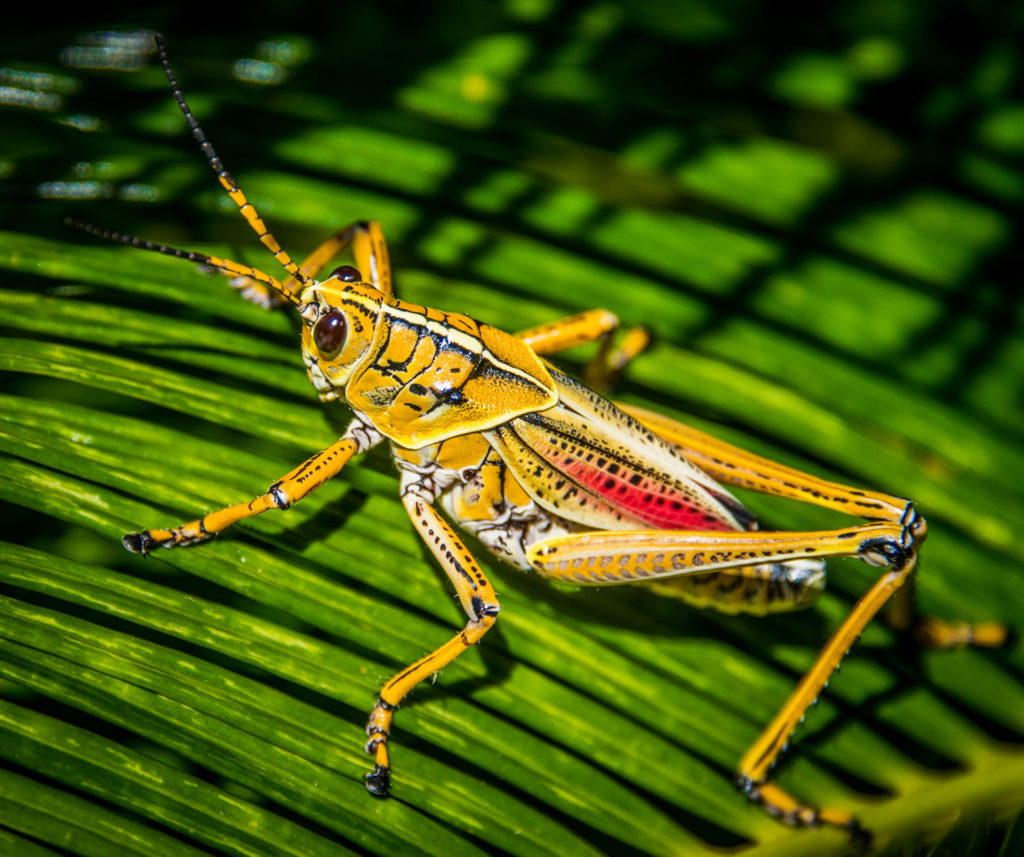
{"left": 1, "top": 2, "right": 1022, "bottom": 856}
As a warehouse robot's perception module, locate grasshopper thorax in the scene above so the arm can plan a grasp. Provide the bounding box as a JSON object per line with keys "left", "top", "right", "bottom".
{"left": 298, "top": 274, "right": 560, "bottom": 449}
{"left": 299, "top": 277, "right": 384, "bottom": 401}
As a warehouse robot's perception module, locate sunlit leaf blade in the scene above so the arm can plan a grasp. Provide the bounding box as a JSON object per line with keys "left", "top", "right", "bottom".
{"left": 2, "top": 8, "right": 1023, "bottom": 857}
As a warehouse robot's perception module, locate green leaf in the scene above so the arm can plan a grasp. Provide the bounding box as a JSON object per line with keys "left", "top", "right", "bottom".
{"left": 2, "top": 11, "right": 1022, "bottom": 857}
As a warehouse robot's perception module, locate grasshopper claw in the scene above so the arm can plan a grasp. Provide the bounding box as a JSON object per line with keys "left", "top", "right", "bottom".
{"left": 364, "top": 764, "right": 390, "bottom": 796}
{"left": 122, "top": 530, "right": 154, "bottom": 554}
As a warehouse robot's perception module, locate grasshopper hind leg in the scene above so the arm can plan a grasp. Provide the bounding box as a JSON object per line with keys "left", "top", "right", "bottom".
{"left": 620, "top": 402, "right": 1009, "bottom": 649}
{"left": 648, "top": 557, "right": 827, "bottom": 615}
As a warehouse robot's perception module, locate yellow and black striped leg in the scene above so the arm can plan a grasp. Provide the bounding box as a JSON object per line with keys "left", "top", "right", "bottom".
{"left": 305, "top": 220, "right": 391, "bottom": 297}
{"left": 236, "top": 219, "right": 394, "bottom": 306}
{"left": 123, "top": 428, "right": 371, "bottom": 553}
{"left": 528, "top": 521, "right": 919, "bottom": 589}
{"left": 347, "top": 220, "right": 392, "bottom": 298}
{"left": 617, "top": 402, "right": 1008, "bottom": 649}
{"left": 527, "top": 517, "right": 927, "bottom": 833}
{"left": 364, "top": 489, "right": 500, "bottom": 795}
{"left": 616, "top": 402, "right": 913, "bottom": 522}
{"left": 295, "top": 226, "right": 359, "bottom": 283}
{"left": 517, "top": 308, "right": 621, "bottom": 354}
{"left": 736, "top": 556, "right": 923, "bottom": 835}
{"left": 279, "top": 219, "right": 393, "bottom": 297}
{"left": 583, "top": 323, "right": 652, "bottom": 391}
{"left": 516, "top": 309, "right": 651, "bottom": 390}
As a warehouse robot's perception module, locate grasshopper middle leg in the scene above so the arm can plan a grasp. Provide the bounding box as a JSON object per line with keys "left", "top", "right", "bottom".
{"left": 517, "top": 309, "right": 651, "bottom": 390}
{"left": 364, "top": 483, "right": 501, "bottom": 795}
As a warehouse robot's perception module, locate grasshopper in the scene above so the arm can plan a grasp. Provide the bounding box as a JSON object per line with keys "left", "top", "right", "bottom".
{"left": 80, "top": 35, "right": 1006, "bottom": 837}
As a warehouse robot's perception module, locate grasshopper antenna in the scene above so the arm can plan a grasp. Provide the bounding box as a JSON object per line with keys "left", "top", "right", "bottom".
{"left": 154, "top": 33, "right": 311, "bottom": 292}
{"left": 68, "top": 34, "right": 309, "bottom": 307}
{"left": 64, "top": 218, "right": 301, "bottom": 305}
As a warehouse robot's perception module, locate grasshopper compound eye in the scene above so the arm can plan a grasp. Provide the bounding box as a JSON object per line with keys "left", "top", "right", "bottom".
{"left": 313, "top": 310, "right": 347, "bottom": 357}
{"left": 331, "top": 265, "right": 362, "bottom": 282}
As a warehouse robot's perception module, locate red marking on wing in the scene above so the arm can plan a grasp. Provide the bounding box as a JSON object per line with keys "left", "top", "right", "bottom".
{"left": 556, "top": 451, "right": 739, "bottom": 532}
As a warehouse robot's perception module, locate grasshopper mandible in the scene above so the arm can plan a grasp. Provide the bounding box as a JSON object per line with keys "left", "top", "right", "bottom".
{"left": 79, "top": 35, "right": 1006, "bottom": 837}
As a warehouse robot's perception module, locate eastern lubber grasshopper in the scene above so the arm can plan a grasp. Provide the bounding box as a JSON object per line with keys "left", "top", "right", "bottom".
{"left": 75, "top": 34, "right": 1007, "bottom": 838}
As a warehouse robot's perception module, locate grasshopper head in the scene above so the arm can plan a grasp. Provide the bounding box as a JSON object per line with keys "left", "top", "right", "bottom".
{"left": 298, "top": 269, "right": 384, "bottom": 401}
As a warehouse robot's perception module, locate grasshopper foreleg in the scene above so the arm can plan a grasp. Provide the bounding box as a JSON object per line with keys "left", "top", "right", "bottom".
{"left": 124, "top": 425, "right": 375, "bottom": 553}
{"left": 229, "top": 219, "right": 393, "bottom": 308}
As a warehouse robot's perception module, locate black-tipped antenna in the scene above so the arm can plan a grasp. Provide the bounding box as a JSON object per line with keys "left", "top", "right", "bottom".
{"left": 66, "top": 218, "right": 298, "bottom": 303}
{"left": 153, "top": 33, "right": 311, "bottom": 291}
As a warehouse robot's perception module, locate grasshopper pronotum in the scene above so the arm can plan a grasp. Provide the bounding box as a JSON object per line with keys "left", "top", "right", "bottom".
{"left": 78, "top": 35, "right": 1006, "bottom": 837}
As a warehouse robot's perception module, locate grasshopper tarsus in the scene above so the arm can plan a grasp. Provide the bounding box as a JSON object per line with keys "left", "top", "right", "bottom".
{"left": 858, "top": 535, "right": 909, "bottom": 570}
{"left": 846, "top": 819, "right": 874, "bottom": 850}
{"left": 122, "top": 531, "right": 153, "bottom": 554}
{"left": 364, "top": 765, "right": 391, "bottom": 796}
